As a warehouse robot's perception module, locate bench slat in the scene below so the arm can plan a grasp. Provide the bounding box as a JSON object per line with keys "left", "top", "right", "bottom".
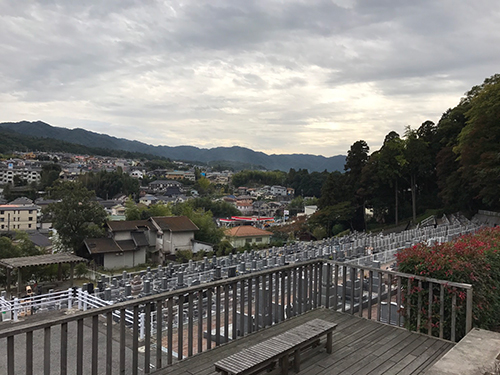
{"left": 215, "top": 319, "right": 337, "bottom": 375}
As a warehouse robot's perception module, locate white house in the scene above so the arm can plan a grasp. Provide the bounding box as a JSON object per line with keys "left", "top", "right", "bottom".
{"left": 150, "top": 216, "right": 199, "bottom": 262}
{"left": 139, "top": 194, "right": 158, "bottom": 206}
{"left": 130, "top": 170, "right": 144, "bottom": 179}
{"left": 270, "top": 185, "right": 287, "bottom": 196}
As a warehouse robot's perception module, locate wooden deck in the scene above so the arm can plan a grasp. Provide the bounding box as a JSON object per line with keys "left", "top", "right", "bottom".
{"left": 153, "top": 308, "right": 454, "bottom": 375}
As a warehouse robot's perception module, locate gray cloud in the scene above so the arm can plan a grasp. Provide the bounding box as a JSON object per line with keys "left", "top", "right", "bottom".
{"left": 0, "top": 0, "right": 499, "bottom": 157}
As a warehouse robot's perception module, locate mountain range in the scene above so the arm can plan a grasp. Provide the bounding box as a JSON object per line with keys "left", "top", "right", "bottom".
{"left": 0, "top": 121, "right": 345, "bottom": 172}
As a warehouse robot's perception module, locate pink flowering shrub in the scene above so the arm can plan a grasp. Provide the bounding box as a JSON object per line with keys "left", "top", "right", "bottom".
{"left": 396, "top": 227, "right": 500, "bottom": 339}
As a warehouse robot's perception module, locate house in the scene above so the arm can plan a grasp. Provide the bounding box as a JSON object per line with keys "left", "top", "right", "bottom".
{"left": 139, "top": 194, "right": 158, "bottom": 206}
{"left": 305, "top": 205, "right": 318, "bottom": 217}
{"left": 82, "top": 237, "right": 147, "bottom": 269}
{"left": 156, "top": 195, "right": 188, "bottom": 204}
{"left": 150, "top": 216, "right": 199, "bottom": 262}
{"left": 183, "top": 171, "right": 196, "bottom": 181}
{"left": 109, "top": 204, "right": 126, "bottom": 221}
{"left": 27, "top": 231, "right": 53, "bottom": 253}
{"left": 223, "top": 195, "right": 237, "bottom": 204}
{"left": 148, "top": 180, "right": 183, "bottom": 193}
{"left": 270, "top": 185, "right": 287, "bottom": 196}
{"left": 163, "top": 186, "right": 183, "bottom": 197}
{"left": 224, "top": 226, "right": 273, "bottom": 248}
{"left": 192, "top": 240, "right": 214, "bottom": 254}
{"left": 165, "top": 171, "right": 185, "bottom": 180}
{"left": 129, "top": 170, "right": 144, "bottom": 179}
{"left": 236, "top": 202, "right": 253, "bottom": 215}
{"left": 98, "top": 199, "right": 119, "bottom": 213}
{"left": 82, "top": 220, "right": 156, "bottom": 268}
{"left": 253, "top": 201, "right": 277, "bottom": 217}
{"left": 237, "top": 187, "right": 248, "bottom": 195}
{"left": 0, "top": 199, "right": 39, "bottom": 232}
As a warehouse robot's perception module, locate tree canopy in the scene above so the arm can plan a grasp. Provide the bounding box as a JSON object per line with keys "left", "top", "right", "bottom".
{"left": 45, "top": 182, "right": 107, "bottom": 253}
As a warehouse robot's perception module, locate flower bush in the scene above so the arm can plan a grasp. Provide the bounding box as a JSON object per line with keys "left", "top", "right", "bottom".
{"left": 396, "top": 227, "right": 500, "bottom": 340}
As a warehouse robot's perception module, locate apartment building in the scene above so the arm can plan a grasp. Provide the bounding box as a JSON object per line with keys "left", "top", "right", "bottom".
{"left": 0, "top": 166, "right": 41, "bottom": 185}
{"left": 0, "top": 202, "right": 39, "bottom": 231}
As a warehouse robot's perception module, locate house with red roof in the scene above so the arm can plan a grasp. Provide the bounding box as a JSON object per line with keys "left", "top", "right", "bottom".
{"left": 224, "top": 226, "right": 273, "bottom": 248}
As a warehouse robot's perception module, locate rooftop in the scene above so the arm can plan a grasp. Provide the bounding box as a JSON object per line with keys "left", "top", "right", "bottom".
{"left": 107, "top": 220, "right": 154, "bottom": 232}
{"left": 152, "top": 216, "right": 199, "bottom": 232}
{"left": 84, "top": 237, "right": 122, "bottom": 254}
{"left": 0, "top": 253, "right": 85, "bottom": 269}
{"left": 225, "top": 225, "right": 273, "bottom": 237}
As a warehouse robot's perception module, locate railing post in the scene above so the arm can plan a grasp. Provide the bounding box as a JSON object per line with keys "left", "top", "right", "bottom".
{"left": 451, "top": 292, "right": 457, "bottom": 342}
{"left": 333, "top": 264, "right": 339, "bottom": 311}
{"left": 7, "top": 335, "right": 14, "bottom": 375}
{"left": 83, "top": 291, "right": 88, "bottom": 311}
{"left": 325, "top": 263, "right": 331, "bottom": 309}
{"left": 67, "top": 288, "right": 73, "bottom": 310}
{"left": 417, "top": 280, "right": 422, "bottom": 333}
{"left": 13, "top": 298, "right": 18, "bottom": 322}
{"left": 466, "top": 287, "right": 473, "bottom": 334}
{"left": 341, "top": 265, "right": 347, "bottom": 313}
{"left": 140, "top": 312, "right": 145, "bottom": 341}
{"left": 78, "top": 290, "right": 82, "bottom": 310}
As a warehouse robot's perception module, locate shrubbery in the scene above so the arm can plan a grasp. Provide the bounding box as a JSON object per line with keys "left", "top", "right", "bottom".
{"left": 396, "top": 227, "right": 500, "bottom": 339}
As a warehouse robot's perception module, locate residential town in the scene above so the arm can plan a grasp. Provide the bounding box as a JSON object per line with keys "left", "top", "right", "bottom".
{"left": 0, "top": 150, "right": 313, "bottom": 271}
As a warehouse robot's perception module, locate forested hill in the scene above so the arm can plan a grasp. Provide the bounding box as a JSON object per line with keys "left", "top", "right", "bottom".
{"left": 0, "top": 121, "right": 345, "bottom": 172}
{"left": 0, "top": 128, "right": 167, "bottom": 161}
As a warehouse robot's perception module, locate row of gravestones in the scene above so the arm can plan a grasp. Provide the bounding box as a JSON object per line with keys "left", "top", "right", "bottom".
{"left": 87, "top": 221, "right": 479, "bottom": 305}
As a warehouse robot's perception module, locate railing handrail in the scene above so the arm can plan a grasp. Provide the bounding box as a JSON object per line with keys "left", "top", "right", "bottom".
{"left": 327, "top": 260, "right": 473, "bottom": 290}
{"left": 0, "top": 259, "right": 323, "bottom": 339}
{"left": 0, "top": 258, "right": 473, "bottom": 339}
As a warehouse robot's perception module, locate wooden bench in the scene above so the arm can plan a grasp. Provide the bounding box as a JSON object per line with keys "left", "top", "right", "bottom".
{"left": 214, "top": 318, "right": 337, "bottom": 375}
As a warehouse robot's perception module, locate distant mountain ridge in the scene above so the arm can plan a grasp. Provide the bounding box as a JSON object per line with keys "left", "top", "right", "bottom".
{"left": 0, "top": 121, "right": 346, "bottom": 172}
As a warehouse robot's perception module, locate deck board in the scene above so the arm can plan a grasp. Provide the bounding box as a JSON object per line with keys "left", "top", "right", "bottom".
{"left": 152, "top": 308, "right": 454, "bottom": 375}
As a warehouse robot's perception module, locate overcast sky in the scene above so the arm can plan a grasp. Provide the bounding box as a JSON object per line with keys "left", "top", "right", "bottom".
{"left": 1, "top": 1, "right": 499, "bottom": 157}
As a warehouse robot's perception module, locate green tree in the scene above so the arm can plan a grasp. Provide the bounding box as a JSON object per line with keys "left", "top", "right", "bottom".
{"left": 288, "top": 196, "right": 305, "bottom": 216}
{"left": 378, "top": 132, "right": 406, "bottom": 225}
{"left": 318, "top": 171, "right": 348, "bottom": 209}
{"left": 39, "top": 163, "right": 62, "bottom": 190}
{"left": 435, "top": 104, "right": 471, "bottom": 211}
{"left": 195, "top": 177, "right": 212, "bottom": 195}
{"left": 188, "top": 197, "right": 240, "bottom": 218}
{"left": 45, "top": 182, "right": 107, "bottom": 253}
{"left": 0, "top": 236, "right": 21, "bottom": 259}
{"left": 14, "top": 231, "right": 40, "bottom": 256}
{"left": 345, "top": 140, "right": 369, "bottom": 183}
{"left": 124, "top": 198, "right": 142, "bottom": 220}
{"left": 13, "top": 175, "right": 27, "bottom": 187}
{"left": 172, "top": 201, "right": 224, "bottom": 244}
{"left": 455, "top": 74, "right": 500, "bottom": 209}
{"left": 344, "top": 140, "right": 370, "bottom": 230}
{"left": 148, "top": 203, "right": 172, "bottom": 217}
{"left": 79, "top": 170, "right": 140, "bottom": 200}
{"left": 404, "top": 127, "right": 433, "bottom": 222}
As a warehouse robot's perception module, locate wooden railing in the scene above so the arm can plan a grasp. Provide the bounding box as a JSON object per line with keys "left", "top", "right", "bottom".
{"left": 0, "top": 260, "right": 473, "bottom": 375}
{"left": 324, "top": 262, "right": 473, "bottom": 342}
